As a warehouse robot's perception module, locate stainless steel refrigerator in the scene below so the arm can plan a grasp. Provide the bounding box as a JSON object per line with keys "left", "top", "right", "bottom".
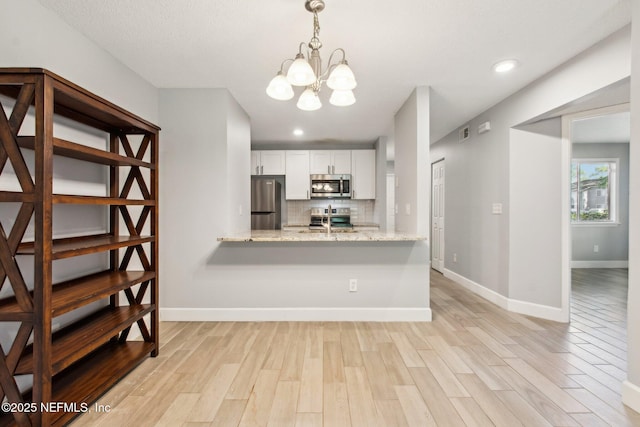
{"left": 251, "top": 177, "right": 281, "bottom": 230}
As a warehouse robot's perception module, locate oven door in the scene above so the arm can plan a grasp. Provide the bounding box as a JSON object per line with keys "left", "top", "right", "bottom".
{"left": 310, "top": 174, "right": 351, "bottom": 198}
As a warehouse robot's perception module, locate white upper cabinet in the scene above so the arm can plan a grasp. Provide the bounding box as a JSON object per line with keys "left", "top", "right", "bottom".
{"left": 251, "top": 150, "right": 286, "bottom": 175}
{"left": 309, "top": 150, "right": 351, "bottom": 175}
{"left": 351, "top": 149, "right": 376, "bottom": 199}
{"left": 285, "top": 150, "right": 310, "bottom": 200}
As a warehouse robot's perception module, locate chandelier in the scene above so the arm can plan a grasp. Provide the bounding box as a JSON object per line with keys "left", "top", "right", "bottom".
{"left": 266, "top": 0, "right": 357, "bottom": 111}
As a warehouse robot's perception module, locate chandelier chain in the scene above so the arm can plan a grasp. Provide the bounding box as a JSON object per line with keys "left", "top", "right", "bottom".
{"left": 309, "top": 12, "right": 322, "bottom": 50}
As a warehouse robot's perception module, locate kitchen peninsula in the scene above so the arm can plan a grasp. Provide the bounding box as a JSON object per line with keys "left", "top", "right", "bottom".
{"left": 218, "top": 229, "right": 426, "bottom": 242}
{"left": 159, "top": 88, "right": 432, "bottom": 324}
{"left": 212, "top": 229, "right": 431, "bottom": 322}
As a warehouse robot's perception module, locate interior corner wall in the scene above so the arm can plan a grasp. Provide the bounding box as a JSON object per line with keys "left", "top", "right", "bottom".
{"left": 430, "top": 26, "right": 631, "bottom": 306}
{"left": 225, "top": 93, "right": 251, "bottom": 234}
{"left": 375, "top": 136, "right": 389, "bottom": 231}
{"left": 394, "top": 87, "right": 430, "bottom": 235}
{"left": 158, "top": 88, "right": 233, "bottom": 309}
{"left": 0, "top": 0, "right": 158, "bottom": 123}
{"left": 509, "top": 119, "right": 563, "bottom": 309}
{"left": 622, "top": 0, "right": 640, "bottom": 413}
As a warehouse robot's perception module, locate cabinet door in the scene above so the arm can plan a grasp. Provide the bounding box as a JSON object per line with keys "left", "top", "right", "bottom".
{"left": 260, "top": 150, "right": 285, "bottom": 175}
{"left": 285, "top": 151, "right": 310, "bottom": 200}
{"left": 351, "top": 149, "right": 376, "bottom": 199}
{"left": 332, "top": 151, "right": 351, "bottom": 174}
{"left": 309, "top": 150, "right": 332, "bottom": 174}
{"left": 251, "top": 151, "right": 260, "bottom": 175}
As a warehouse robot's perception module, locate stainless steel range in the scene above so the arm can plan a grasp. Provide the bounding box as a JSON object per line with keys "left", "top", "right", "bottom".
{"left": 309, "top": 207, "right": 353, "bottom": 230}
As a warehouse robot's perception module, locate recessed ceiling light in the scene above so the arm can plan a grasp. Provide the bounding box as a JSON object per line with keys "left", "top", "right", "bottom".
{"left": 493, "top": 59, "right": 519, "bottom": 73}
{"left": 293, "top": 129, "right": 304, "bottom": 136}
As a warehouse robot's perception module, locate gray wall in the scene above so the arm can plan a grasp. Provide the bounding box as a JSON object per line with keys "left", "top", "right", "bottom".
{"left": 158, "top": 89, "right": 431, "bottom": 320}
{"left": 394, "top": 87, "right": 430, "bottom": 235}
{"left": 509, "top": 119, "right": 563, "bottom": 308}
{"left": 430, "top": 26, "right": 631, "bottom": 314}
{"left": 1, "top": 0, "right": 158, "bottom": 123}
{"left": 571, "top": 143, "right": 629, "bottom": 263}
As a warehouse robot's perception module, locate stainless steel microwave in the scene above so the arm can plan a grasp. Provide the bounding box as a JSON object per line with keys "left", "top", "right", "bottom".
{"left": 310, "top": 174, "right": 351, "bottom": 199}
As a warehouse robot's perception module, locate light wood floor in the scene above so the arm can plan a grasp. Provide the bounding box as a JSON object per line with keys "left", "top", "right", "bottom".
{"left": 71, "top": 269, "right": 640, "bottom": 426}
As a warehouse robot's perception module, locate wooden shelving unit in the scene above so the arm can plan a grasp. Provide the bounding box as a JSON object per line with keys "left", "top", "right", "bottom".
{"left": 0, "top": 68, "right": 159, "bottom": 426}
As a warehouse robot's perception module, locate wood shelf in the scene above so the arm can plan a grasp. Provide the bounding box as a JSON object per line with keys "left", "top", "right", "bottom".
{"left": 0, "top": 68, "right": 159, "bottom": 426}
{"left": 0, "top": 270, "right": 155, "bottom": 320}
{"left": 52, "top": 194, "right": 155, "bottom": 206}
{"left": 17, "top": 136, "right": 154, "bottom": 169}
{"left": 0, "top": 192, "right": 153, "bottom": 205}
{"left": 0, "top": 68, "right": 160, "bottom": 134}
{"left": 0, "top": 341, "right": 154, "bottom": 427}
{"left": 17, "top": 234, "right": 154, "bottom": 260}
{"left": 0, "top": 191, "right": 35, "bottom": 203}
{"left": 49, "top": 341, "right": 155, "bottom": 426}
{"left": 16, "top": 305, "right": 154, "bottom": 376}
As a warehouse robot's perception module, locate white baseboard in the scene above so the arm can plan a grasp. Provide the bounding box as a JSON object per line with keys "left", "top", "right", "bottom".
{"left": 443, "top": 268, "right": 566, "bottom": 322}
{"left": 622, "top": 380, "right": 640, "bottom": 414}
{"left": 160, "top": 307, "right": 433, "bottom": 322}
{"left": 507, "top": 298, "right": 567, "bottom": 323}
{"left": 443, "top": 269, "right": 509, "bottom": 310}
{"left": 571, "top": 260, "right": 629, "bottom": 268}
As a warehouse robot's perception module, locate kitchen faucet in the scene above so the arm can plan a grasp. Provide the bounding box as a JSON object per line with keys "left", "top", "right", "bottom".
{"left": 323, "top": 204, "right": 332, "bottom": 235}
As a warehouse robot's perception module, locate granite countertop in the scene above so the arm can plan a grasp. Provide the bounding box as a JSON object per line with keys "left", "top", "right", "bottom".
{"left": 217, "top": 229, "right": 427, "bottom": 242}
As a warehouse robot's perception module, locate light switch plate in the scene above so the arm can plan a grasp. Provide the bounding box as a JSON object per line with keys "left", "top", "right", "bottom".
{"left": 492, "top": 203, "right": 502, "bottom": 214}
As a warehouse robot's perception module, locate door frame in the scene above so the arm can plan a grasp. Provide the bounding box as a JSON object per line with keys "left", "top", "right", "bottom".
{"left": 560, "top": 103, "right": 630, "bottom": 322}
{"left": 430, "top": 158, "right": 445, "bottom": 272}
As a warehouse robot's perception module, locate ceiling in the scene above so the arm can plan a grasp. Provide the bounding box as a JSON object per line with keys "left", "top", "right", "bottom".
{"left": 572, "top": 111, "right": 630, "bottom": 144}
{"left": 37, "top": 0, "right": 631, "bottom": 146}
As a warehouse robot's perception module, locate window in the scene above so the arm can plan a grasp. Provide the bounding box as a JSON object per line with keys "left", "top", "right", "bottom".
{"left": 571, "top": 159, "right": 618, "bottom": 223}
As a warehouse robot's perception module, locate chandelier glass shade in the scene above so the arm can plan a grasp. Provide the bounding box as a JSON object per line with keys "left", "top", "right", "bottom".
{"left": 266, "top": 0, "right": 357, "bottom": 110}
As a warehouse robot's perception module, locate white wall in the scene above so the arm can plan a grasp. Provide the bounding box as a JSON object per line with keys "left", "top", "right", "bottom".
{"left": 622, "top": 0, "right": 640, "bottom": 413}
{"left": 430, "top": 27, "right": 631, "bottom": 315}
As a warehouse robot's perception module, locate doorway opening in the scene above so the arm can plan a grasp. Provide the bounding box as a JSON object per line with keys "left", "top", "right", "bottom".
{"left": 562, "top": 103, "right": 630, "bottom": 321}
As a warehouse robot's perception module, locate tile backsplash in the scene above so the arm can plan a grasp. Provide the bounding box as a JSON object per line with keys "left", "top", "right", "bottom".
{"left": 286, "top": 199, "right": 377, "bottom": 225}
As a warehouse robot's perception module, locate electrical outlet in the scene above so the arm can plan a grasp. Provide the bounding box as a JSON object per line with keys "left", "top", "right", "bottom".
{"left": 349, "top": 279, "right": 358, "bottom": 292}
{"left": 453, "top": 253, "right": 457, "bottom": 263}
{"left": 593, "top": 244, "right": 599, "bottom": 253}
